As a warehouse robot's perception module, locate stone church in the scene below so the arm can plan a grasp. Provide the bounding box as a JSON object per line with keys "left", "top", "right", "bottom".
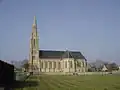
{"left": 29, "top": 16, "right": 88, "bottom": 73}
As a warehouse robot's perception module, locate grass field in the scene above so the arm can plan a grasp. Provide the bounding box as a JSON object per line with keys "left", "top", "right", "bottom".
{"left": 16, "top": 75, "right": 120, "bottom": 90}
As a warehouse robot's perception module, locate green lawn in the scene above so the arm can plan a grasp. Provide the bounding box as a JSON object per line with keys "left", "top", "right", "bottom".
{"left": 16, "top": 75, "right": 120, "bottom": 90}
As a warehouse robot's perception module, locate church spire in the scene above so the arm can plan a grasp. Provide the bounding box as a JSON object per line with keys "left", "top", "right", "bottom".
{"left": 33, "top": 16, "right": 37, "bottom": 26}
{"left": 29, "top": 16, "right": 40, "bottom": 73}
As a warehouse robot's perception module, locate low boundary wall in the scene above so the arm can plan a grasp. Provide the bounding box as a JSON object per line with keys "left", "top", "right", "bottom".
{"left": 40, "top": 72, "right": 110, "bottom": 75}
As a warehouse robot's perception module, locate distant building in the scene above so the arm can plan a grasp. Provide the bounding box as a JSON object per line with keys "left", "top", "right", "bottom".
{"left": 102, "top": 65, "right": 108, "bottom": 72}
{"left": 118, "top": 66, "right": 120, "bottom": 70}
{"left": 28, "top": 16, "right": 88, "bottom": 74}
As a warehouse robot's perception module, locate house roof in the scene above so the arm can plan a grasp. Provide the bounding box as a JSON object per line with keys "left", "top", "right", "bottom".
{"left": 0, "top": 60, "right": 14, "bottom": 68}
{"left": 39, "top": 50, "right": 86, "bottom": 60}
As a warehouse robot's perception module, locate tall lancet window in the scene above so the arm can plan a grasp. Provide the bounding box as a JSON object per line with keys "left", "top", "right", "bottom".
{"left": 33, "top": 39, "right": 35, "bottom": 47}
{"left": 65, "top": 61, "right": 67, "bottom": 68}
{"left": 58, "top": 62, "right": 60, "bottom": 69}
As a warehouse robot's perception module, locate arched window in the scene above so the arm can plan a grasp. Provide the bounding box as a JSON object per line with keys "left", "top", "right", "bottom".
{"left": 45, "top": 62, "right": 48, "bottom": 68}
{"left": 81, "top": 62, "right": 83, "bottom": 67}
{"left": 83, "top": 62, "right": 84, "bottom": 67}
{"left": 49, "top": 62, "right": 52, "bottom": 68}
{"left": 54, "top": 62, "right": 56, "bottom": 68}
{"left": 58, "top": 62, "right": 61, "bottom": 69}
{"left": 41, "top": 62, "right": 43, "bottom": 68}
{"left": 65, "top": 61, "right": 67, "bottom": 68}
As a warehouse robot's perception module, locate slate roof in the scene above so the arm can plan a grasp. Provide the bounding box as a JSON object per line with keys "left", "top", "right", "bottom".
{"left": 62, "top": 50, "right": 73, "bottom": 59}
{"left": 39, "top": 50, "right": 86, "bottom": 60}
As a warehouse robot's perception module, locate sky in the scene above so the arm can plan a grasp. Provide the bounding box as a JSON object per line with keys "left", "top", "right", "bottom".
{"left": 0, "top": 0, "right": 120, "bottom": 63}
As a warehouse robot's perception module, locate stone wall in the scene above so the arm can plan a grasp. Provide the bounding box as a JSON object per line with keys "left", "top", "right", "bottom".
{"left": 40, "top": 72, "right": 110, "bottom": 75}
{"left": 30, "top": 58, "right": 88, "bottom": 73}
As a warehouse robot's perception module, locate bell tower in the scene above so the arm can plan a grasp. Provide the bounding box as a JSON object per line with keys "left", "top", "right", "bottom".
{"left": 29, "top": 16, "right": 40, "bottom": 73}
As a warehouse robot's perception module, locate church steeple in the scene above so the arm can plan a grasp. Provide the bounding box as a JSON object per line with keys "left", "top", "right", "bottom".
{"left": 29, "top": 16, "right": 40, "bottom": 73}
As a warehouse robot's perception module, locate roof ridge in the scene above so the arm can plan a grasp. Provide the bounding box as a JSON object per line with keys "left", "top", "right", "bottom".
{"left": 39, "top": 50, "right": 80, "bottom": 52}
